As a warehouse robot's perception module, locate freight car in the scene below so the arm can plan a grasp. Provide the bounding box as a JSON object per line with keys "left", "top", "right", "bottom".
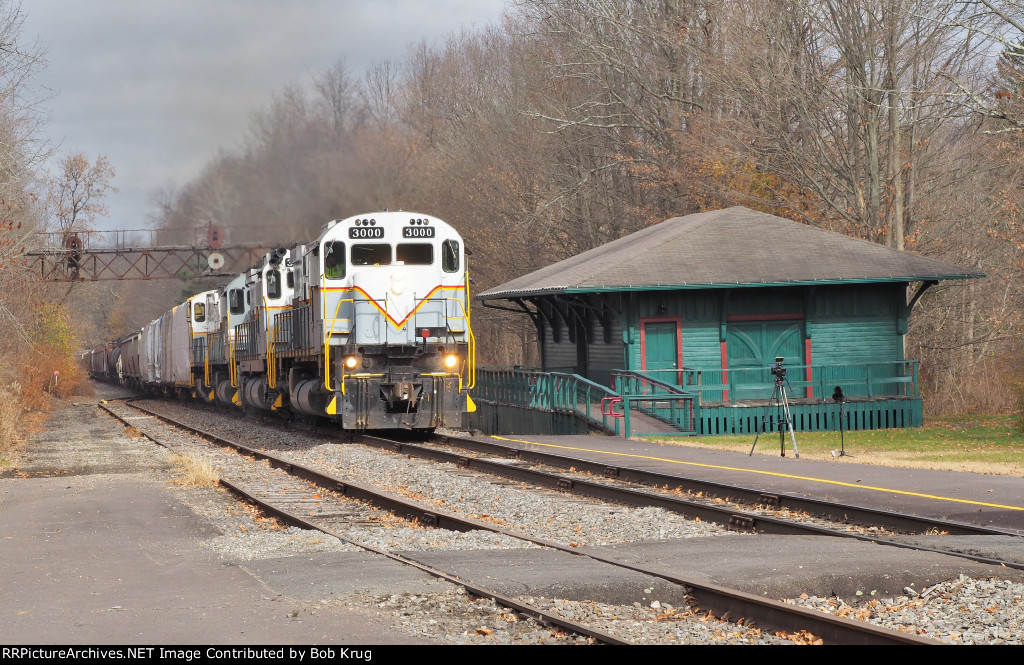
{"left": 86, "top": 211, "right": 475, "bottom": 431}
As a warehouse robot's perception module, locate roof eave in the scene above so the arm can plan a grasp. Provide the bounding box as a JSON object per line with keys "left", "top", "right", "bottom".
{"left": 478, "top": 273, "right": 983, "bottom": 300}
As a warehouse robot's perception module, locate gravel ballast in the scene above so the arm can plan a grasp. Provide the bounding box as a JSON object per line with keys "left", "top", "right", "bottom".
{"left": 10, "top": 385, "right": 1024, "bottom": 645}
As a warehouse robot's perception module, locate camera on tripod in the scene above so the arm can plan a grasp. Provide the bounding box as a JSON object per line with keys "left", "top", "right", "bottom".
{"left": 751, "top": 356, "right": 799, "bottom": 458}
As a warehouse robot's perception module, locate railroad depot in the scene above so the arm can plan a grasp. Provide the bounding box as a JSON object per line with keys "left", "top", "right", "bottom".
{"left": 473, "top": 206, "right": 981, "bottom": 437}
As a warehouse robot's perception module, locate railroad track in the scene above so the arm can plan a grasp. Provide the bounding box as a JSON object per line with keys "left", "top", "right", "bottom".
{"left": 99, "top": 397, "right": 946, "bottom": 645}
{"left": 397, "top": 433, "right": 1024, "bottom": 566}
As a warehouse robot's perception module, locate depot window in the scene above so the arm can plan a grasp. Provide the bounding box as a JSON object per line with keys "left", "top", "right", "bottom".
{"left": 442, "top": 240, "right": 460, "bottom": 273}
{"left": 396, "top": 243, "right": 433, "bottom": 265}
{"left": 266, "top": 269, "right": 282, "bottom": 299}
{"left": 324, "top": 241, "right": 346, "bottom": 279}
{"left": 351, "top": 244, "right": 391, "bottom": 266}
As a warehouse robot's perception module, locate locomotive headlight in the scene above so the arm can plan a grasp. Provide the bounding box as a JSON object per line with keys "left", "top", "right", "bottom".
{"left": 344, "top": 356, "right": 359, "bottom": 370}
{"left": 443, "top": 354, "right": 459, "bottom": 369}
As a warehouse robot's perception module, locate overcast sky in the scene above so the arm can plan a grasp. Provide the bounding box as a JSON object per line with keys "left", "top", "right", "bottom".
{"left": 22, "top": 0, "right": 507, "bottom": 232}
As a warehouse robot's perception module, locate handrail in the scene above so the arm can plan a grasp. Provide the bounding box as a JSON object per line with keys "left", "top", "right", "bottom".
{"left": 204, "top": 337, "right": 211, "bottom": 388}
{"left": 642, "top": 360, "right": 919, "bottom": 403}
{"left": 473, "top": 367, "right": 698, "bottom": 437}
{"left": 611, "top": 370, "right": 691, "bottom": 395}
{"left": 228, "top": 334, "right": 238, "bottom": 388}
{"left": 266, "top": 324, "right": 277, "bottom": 389}
{"left": 464, "top": 271, "right": 475, "bottom": 390}
{"left": 322, "top": 288, "right": 475, "bottom": 395}
{"left": 323, "top": 295, "right": 354, "bottom": 394}
{"left": 611, "top": 370, "right": 697, "bottom": 435}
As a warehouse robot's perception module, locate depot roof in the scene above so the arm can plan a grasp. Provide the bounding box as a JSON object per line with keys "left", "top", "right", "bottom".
{"left": 479, "top": 206, "right": 982, "bottom": 300}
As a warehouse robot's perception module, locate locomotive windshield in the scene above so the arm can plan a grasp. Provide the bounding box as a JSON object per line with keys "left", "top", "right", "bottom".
{"left": 194, "top": 302, "right": 206, "bottom": 323}
{"left": 396, "top": 243, "right": 432, "bottom": 265}
{"left": 351, "top": 244, "right": 391, "bottom": 266}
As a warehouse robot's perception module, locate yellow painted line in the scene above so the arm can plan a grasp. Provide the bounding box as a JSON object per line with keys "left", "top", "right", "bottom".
{"left": 491, "top": 435, "right": 1024, "bottom": 512}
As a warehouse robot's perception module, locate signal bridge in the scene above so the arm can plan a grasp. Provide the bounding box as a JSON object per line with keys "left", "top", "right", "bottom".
{"left": 25, "top": 226, "right": 269, "bottom": 282}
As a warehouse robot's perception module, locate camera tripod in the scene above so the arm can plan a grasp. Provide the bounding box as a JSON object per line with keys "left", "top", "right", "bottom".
{"left": 749, "top": 375, "right": 800, "bottom": 458}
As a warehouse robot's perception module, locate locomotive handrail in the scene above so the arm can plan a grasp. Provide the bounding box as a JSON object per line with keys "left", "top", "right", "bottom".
{"left": 228, "top": 335, "right": 238, "bottom": 388}
{"left": 204, "top": 336, "right": 211, "bottom": 388}
{"left": 266, "top": 325, "right": 277, "bottom": 389}
{"left": 263, "top": 296, "right": 277, "bottom": 390}
{"left": 324, "top": 296, "right": 356, "bottom": 394}
{"left": 436, "top": 294, "right": 476, "bottom": 390}
{"left": 323, "top": 290, "right": 475, "bottom": 395}
{"left": 465, "top": 270, "right": 475, "bottom": 390}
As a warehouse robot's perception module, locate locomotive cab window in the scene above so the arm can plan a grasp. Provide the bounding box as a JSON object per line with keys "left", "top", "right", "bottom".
{"left": 324, "top": 241, "right": 346, "bottom": 279}
{"left": 194, "top": 302, "right": 206, "bottom": 323}
{"left": 351, "top": 244, "right": 391, "bottom": 266}
{"left": 266, "top": 269, "right": 282, "bottom": 299}
{"left": 442, "top": 240, "right": 460, "bottom": 273}
{"left": 396, "top": 243, "right": 433, "bottom": 265}
{"left": 229, "top": 289, "right": 244, "bottom": 315}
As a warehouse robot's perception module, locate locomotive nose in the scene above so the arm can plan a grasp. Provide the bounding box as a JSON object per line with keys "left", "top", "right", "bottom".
{"left": 390, "top": 268, "right": 407, "bottom": 295}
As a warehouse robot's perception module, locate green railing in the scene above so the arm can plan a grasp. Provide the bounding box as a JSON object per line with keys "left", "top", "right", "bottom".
{"left": 473, "top": 367, "right": 698, "bottom": 437}
{"left": 643, "top": 360, "right": 919, "bottom": 405}
{"left": 473, "top": 362, "right": 921, "bottom": 436}
{"left": 611, "top": 371, "right": 697, "bottom": 436}
{"left": 473, "top": 367, "right": 624, "bottom": 434}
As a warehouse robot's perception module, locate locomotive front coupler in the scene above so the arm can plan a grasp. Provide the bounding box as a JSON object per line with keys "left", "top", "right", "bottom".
{"left": 378, "top": 369, "right": 423, "bottom": 409}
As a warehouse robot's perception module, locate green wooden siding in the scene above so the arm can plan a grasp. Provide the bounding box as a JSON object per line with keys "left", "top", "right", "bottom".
{"left": 540, "top": 319, "right": 576, "bottom": 374}
{"left": 588, "top": 317, "right": 623, "bottom": 388}
{"left": 681, "top": 325, "right": 720, "bottom": 367}
{"left": 811, "top": 320, "right": 901, "bottom": 365}
{"left": 539, "top": 284, "right": 911, "bottom": 413}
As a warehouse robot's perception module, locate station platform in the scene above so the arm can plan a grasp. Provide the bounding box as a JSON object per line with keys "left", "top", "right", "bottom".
{"left": 467, "top": 432, "right": 1024, "bottom": 534}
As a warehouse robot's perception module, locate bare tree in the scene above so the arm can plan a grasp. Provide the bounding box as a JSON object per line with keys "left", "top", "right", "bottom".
{"left": 313, "top": 57, "right": 359, "bottom": 138}
{"left": 709, "top": 0, "right": 993, "bottom": 249}
{"left": 48, "top": 152, "right": 116, "bottom": 234}
{"left": 949, "top": 1, "right": 1024, "bottom": 132}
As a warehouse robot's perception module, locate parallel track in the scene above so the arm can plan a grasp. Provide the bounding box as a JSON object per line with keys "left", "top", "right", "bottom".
{"left": 101, "top": 398, "right": 942, "bottom": 645}
{"left": 422, "top": 433, "right": 1024, "bottom": 539}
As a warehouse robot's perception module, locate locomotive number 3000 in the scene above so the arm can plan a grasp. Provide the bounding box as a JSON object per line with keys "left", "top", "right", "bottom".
{"left": 402, "top": 227, "right": 436, "bottom": 238}
{"left": 349, "top": 227, "right": 385, "bottom": 239}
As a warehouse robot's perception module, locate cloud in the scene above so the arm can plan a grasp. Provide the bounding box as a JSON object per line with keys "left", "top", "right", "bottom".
{"left": 23, "top": 0, "right": 505, "bottom": 229}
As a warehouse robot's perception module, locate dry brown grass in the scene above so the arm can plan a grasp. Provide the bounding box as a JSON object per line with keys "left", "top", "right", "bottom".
{"left": 0, "top": 381, "right": 23, "bottom": 457}
{"left": 169, "top": 453, "right": 221, "bottom": 487}
{"left": 18, "top": 346, "right": 89, "bottom": 411}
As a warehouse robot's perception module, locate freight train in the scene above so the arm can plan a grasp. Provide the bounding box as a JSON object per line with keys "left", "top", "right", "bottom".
{"left": 83, "top": 212, "right": 476, "bottom": 431}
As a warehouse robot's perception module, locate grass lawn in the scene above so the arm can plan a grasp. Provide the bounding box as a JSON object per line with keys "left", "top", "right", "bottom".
{"left": 644, "top": 414, "right": 1024, "bottom": 477}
